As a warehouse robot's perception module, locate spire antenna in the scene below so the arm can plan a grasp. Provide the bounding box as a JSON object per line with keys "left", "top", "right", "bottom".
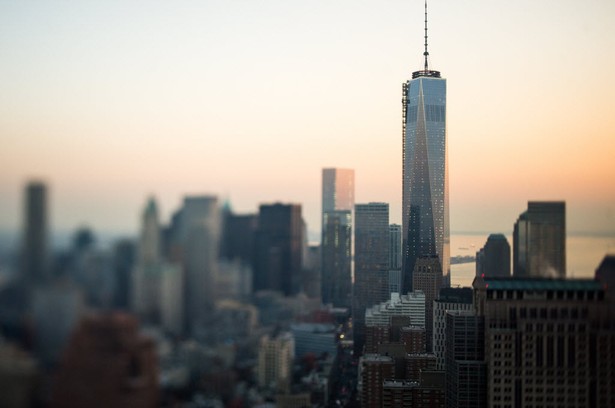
{"left": 423, "top": 0, "right": 429, "bottom": 71}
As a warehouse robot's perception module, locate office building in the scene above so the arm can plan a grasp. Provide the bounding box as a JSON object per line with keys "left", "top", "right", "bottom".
{"left": 359, "top": 354, "right": 395, "bottom": 408}
{"left": 412, "top": 256, "right": 443, "bottom": 351}
{"left": 445, "top": 311, "right": 486, "bottom": 408}
{"left": 321, "top": 168, "right": 354, "bottom": 308}
{"left": 177, "top": 196, "right": 221, "bottom": 331}
{"left": 433, "top": 287, "right": 473, "bottom": 370}
{"left": 354, "top": 202, "right": 390, "bottom": 354}
{"left": 389, "top": 224, "right": 403, "bottom": 295}
{"left": 50, "top": 313, "right": 158, "bottom": 408}
{"left": 254, "top": 203, "right": 303, "bottom": 296}
{"left": 382, "top": 372, "right": 445, "bottom": 408}
{"left": 321, "top": 210, "right": 352, "bottom": 308}
{"left": 257, "top": 332, "right": 294, "bottom": 393}
{"left": 513, "top": 201, "right": 566, "bottom": 278}
{"left": 132, "top": 197, "right": 162, "bottom": 322}
{"left": 473, "top": 276, "right": 615, "bottom": 408}
{"left": 402, "top": 1, "right": 449, "bottom": 293}
{"left": 21, "top": 181, "right": 49, "bottom": 284}
{"left": 475, "top": 234, "right": 510, "bottom": 277}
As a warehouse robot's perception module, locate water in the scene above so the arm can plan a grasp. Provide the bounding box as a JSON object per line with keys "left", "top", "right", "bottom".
{"left": 449, "top": 233, "right": 615, "bottom": 288}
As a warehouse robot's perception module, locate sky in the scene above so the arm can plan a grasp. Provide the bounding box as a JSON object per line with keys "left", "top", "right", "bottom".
{"left": 1, "top": 0, "right": 614, "bottom": 239}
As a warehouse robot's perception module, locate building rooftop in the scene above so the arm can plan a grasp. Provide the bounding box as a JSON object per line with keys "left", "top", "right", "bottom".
{"left": 473, "top": 276, "right": 602, "bottom": 291}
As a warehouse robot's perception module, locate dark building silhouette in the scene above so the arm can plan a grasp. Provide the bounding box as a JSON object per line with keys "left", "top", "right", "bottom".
{"left": 353, "top": 202, "right": 390, "bottom": 355}
{"left": 444, "top": 311, "right": 486, "bottom": 408}
{"left": 321, "top": 168, "right": 354, "bottom": 309}
{"left": 254, "top": 203, "right": 303, "bottom": 296}
{"left": 113, "top": 239, "right": 135, "bottom": 310}
{"left": 321, "top": 210, "right": 352, "bottom": 308}
{"left": 513, "top": 201, "right": 565, "bottom": 278}
{"left": 21, "top": 181, "right": 49, "bottom": 284}
{"left": 595, "top": 255, "right": 615, "bottom": 300}
{"left": 220, "top": 211, "right": 258, "bottom": 265}
{"left": 475, "top": 234, "right": 510, "bottom": 277}
{"left": 50, "top": 313, "right": 158, "bottom": 408}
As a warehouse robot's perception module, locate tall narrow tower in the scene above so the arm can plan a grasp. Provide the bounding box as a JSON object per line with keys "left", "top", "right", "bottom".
{"left": 321, "top": 168, "right": 354, "bottom": 308}
{"left": 402, "top": 0, "right": 449, "bottom": 293}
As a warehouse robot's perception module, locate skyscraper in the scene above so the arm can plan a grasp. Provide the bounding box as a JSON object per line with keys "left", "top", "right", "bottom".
{"left": 402, "top": 2, "right": 449, "bottom": 294}
{"left": 132, "top": 197, "right": 162, "bottom": 322}
{"left": 353, "top": 202, "right": 390, "bottom": 354}
{"left": 475, "top": 233, "right": 511, "bottom": 277}
{"left": 21, "top": 181, "right": 49, "bottom": 284}
{"left": 254, "top": 203, "right": 303, "bottom": 296}
{"left": 321, "top": 168, "right": 354, "bottom": 308}
{"left": 513, "top": 201, "right": 566, "bottom": 278}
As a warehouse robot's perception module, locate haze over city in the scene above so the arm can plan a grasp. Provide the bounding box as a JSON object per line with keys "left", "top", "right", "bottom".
{"left": 1, "top": 0, "right": 614, "bottom": 237}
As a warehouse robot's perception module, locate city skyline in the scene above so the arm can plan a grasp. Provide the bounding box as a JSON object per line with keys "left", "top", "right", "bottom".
{"left": 1, "top": 0, "right": 614, "bottom": 237}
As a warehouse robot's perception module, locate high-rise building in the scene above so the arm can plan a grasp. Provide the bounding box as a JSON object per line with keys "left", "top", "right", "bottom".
{"left": 178, "top": 196, "right": 221, "bottom": 332}
{"left": 444, "top": 311, "right": 487, "bottom": 408}
{"left": 133, "top": 197, "right": 162, "bottom": 322}
{"left": 257, "top": 332, "right": 294, "bottom": 393}
{"left": 412, "top": 256, "right": 443, "bottom": 351}
{"left": 21, "top": 181, "right": 49, "bottom": 284}
{"left": 513, "top": 201, "right": 566, "bottom": 278}
{"left": 359, "top": 354, "right": 395, "bottom": 408}
{"left": 475, "top": 234, "right": 510, "bottom": 277}
{"left": 473, "top": 276, "right": 615, "bottom": 408}
{"left": 254, "top": 203, "right": 303, "bottom": 296}
{"left": 402, "top": 2, "right": 449, "bottom": 294}
{"left": 321, "top": 210, "right": 352, "bottom": 307}
{"left": 321, "top": 168, "right": 354, "bottom": 308}
{"left": 433, "top": 287, "right": 473, "bottom": 370}
{"left": 389, "top": 224, "right": 403, "bottom": 295}
{"left": 354, "top": 202, "right": 390, "bottom": 354}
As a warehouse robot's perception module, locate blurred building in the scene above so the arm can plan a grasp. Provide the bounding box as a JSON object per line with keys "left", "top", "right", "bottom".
{"left": 0, "top": 339, "right": 39, "bottom": 408}
{"left": 21, "top": 181, "right": 49, "bottom": 284}
{"left": 475, "top": 234, "right": 510, "bottom": 278}
{"left": 220, "top": 210, "right": 257, "bottom": 266}
{"left": 254, "top": 203, "right": 303, "bottom": 296}
{"left": 433, "top": 287, "right": 473, "bottom": 370}
{"left": 258, "top": 332, "right": 294, "bottom": 393}
{"left": 290, "top": 323, "right": 337, "bottom": 358}
{"left": 321, "top": 168, "right": 354, "bottom": 309}
{"left": 50, "top": 313, "right": 158, "bottom": 408}
{"left": 353, "top": 202, "right": 390, "bottom": 355}
{"left": 473, "top": 276, "right": 615, "bottom": 408}
{"left": 133, "top": 197, "right": 162, "bottom": 322}
{"left": 32, "top": 283, "right": 84, "bottom": 367}
{"left": 160, "top": 262, "right": 183, "bottom": 336}
{"left": 513, "top": 201, "right": 566, "bottom": 278}
{"left": 112, "top": 239, "right": 136, "bottom": 310}
{"left": 177, "top": 196, "right": 221, "bottom": 332}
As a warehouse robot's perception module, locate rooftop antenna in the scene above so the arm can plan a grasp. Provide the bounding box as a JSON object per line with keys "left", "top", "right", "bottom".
{"left": 423, "top": 0, "right": 429, "bottom": 71}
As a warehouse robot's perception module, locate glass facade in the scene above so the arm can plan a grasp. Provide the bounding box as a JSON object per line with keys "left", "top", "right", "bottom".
{"left": 402, "top": 74, "right": 449, "bottom": 293}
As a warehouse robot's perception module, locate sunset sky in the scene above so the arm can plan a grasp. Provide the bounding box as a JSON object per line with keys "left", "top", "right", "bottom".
{"left": 1, "top": 0, "right": 614, "bottom": 238}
